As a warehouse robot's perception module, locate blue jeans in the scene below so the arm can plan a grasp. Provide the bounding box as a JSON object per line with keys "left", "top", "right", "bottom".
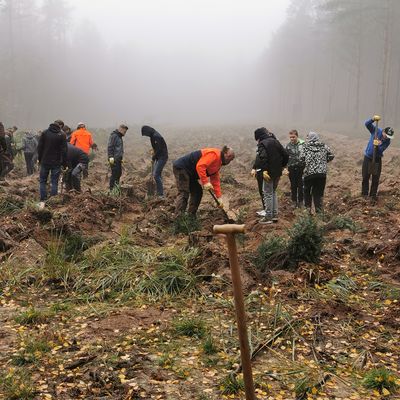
{"left": 40, "top": 164, "right": 61, "bottom": 201}
{"left": 153, "top": 158, "right": 167, "bottom": 196}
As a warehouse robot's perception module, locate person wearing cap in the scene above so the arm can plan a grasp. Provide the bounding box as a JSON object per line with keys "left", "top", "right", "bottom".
{"left": 37, "top": 120, "right": 68, "bottom": 207}
{"left": 300, "top": 132, "right": 334, "bottom": 214}
{"left": 108, "top": 124, "right": 128, "bottom": 191}
{"left": 141, "top": 125, "right": 168, "bottom": 197}
{"left": 70, "top": 123, "right": 97, "bottom": 154}
{"left": 362, "top": 115, "right": 394, "bottom": 200}
{"left": 251, "top": 127, "right": 288, "bottom": 223}
{"left": 173, "top": 146, "right": 235, "bottom": 216}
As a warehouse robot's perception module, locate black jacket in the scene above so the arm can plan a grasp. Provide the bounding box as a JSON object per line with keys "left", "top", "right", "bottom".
{"left": 37, "top": 123, "right": 67, "bottom": 166}
{"left": 253, "top": 134, "right": 289, "bottom": 179}
{"left": 107, "top": 130, "right": 124, "bottom": 160}
{"left": 141, "top": 125, "right": 168, "bottom": 160}
{"left": 67, "top": 143, "right": 89, "bottom": 168}
{"left": 0, "top": 122, "right": 6, "bottom": 153}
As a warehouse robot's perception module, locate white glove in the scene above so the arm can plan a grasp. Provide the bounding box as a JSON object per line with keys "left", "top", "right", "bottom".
{"left": 108, "top": 157, "right": 115, "bottom": 166}
{"left": 203, "top": 182, "right": 213, "bottom": 191}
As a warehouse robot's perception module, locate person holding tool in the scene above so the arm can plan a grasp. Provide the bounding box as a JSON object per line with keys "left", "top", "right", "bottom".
{"left": 141, "top": 125, "right": 168, "bottom": 198}
{"left": 173, "top": 146, "right": 235, "bottom": 217}
{"left": 361, "top": 115, "right": 394, "bottom": 201}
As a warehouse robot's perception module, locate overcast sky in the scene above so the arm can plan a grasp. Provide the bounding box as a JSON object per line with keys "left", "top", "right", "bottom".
{"left": 63, "top": 0, "right": 291, "bottom": 125}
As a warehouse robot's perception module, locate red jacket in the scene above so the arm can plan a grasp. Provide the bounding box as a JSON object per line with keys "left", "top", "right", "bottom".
{"left": 196, "top": 148, "right": 222, "bottom": 198}
{"left": 70, "top": 128, "right": 93, "bottom": 154}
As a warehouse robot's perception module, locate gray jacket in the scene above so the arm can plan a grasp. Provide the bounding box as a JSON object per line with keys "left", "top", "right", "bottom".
{"left": 300, "top": 139, "right": 334, "bottom": 179}
{"left": 22, "top": 132, "right": 38, "bottom": 154}
{"left": 107, "top": 130, "right": 124, "bottom": 160}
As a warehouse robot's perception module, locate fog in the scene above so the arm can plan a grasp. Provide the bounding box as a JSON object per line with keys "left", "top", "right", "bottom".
{"left": 1, "top": 0, "right": 399, "bottom": 133}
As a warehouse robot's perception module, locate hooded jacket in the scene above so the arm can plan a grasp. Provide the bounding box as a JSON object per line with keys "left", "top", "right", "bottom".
{"left": 364, "top": 118, "right": 391, "bottom": 159}
{"left": 22, "top": 132, "right": 38, "bottom": 154}
{"left": 253, "top": 133, "right": 289, "bottom": 179}
{"left": 107, "top": 130, "right": 124, "bottom": 161}
{"left": 173, "top": 148, "right": 223, "bottom": 197}
{"left": 70, "top": 127, "right": 94, "bottom": 154}
{"left": 0, "top": 122, "right": 7, "bottom": 153}
{"left": 66, "top": 143, "right": 89, "bottom": 168}
{"left": 37, "top": 123, "right": 68, "bottom": 166}
{"left": 141, "top": 125, "right": 168, "bottom": 160}
{"left": 300, "top": 138, "right": 334, "bottom": 179}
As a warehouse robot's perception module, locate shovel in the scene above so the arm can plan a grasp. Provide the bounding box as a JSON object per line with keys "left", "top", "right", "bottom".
{"left": 146, "top": 161, "right": 156, "bottom": 196}
{"left": 208, "top": 189, "right": 236, "bottom": 223}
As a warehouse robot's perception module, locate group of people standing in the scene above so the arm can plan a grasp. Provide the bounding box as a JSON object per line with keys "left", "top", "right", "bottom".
{"left": 0, "top": 116, "right": 394, "bottom": 219}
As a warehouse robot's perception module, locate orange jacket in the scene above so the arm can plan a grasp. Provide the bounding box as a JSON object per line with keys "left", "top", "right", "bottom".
{"left": 196, "top": 148, "right": 222, "bottom": 198}
{"left": 70, "top": 128, "right": 93, "bottom": 154}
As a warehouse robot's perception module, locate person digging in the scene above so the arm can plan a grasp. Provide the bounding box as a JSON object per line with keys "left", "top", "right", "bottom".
{"left": 172, "top": 146, "right": 235, "bottom": 217}
{"left": 361, "top": 115, "right": 394, "bottom": 202}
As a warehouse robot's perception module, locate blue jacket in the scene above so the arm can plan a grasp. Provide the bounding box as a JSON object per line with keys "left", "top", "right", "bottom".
{"left": 364, "top": 119, "right": 391, "bottom": 159}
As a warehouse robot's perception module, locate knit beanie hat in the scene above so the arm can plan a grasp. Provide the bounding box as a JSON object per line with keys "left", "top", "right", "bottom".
{"left": 384, "top": 127, "right": 394, "bottom": 139}
{"left": 254, "top": 127, "right": 269, "bottom": 141}
{"left": 308, "top": 131, "right": 319, "bottom": 141}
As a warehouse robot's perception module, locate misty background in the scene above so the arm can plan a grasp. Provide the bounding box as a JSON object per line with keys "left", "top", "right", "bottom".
{"left": 0, "top": 0, "right": 399, "bottom": 134}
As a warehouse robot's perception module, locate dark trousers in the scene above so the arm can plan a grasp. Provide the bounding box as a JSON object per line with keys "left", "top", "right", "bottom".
{"left": 153, "top": 158, "right": 167, "bottom": 196}
{"left": 304, "top": 175, "right": 326, "bottom": 213}
{"left": 288, "top": 166, "right": 304, "bottom": 204}
{"left": 109, "top": 160, "right": 122, "bottom": 190}
{"left": 361, "top": 156, "right": 382, "bottom": 198}
{"left": 256, "top": 170, "right": 265, "bottom": 208}
{"left": 65, "top": 163, "right": 87, "bottom": 192}
{"left": 173, "top": 166, "right": 203, "bottom": 215}
{"left": 0, "top": 153, "right": 14, "bottom": 178}
{"left": 39, "top": 164, "right": 61, "bottom": 201}
{"left": 24, "top": 152, "right": 35, "bottom": 175}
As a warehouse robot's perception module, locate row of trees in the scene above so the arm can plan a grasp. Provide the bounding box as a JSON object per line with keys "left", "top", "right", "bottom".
{"left": 258, "top": 0, "right": 400, "bottom": 132}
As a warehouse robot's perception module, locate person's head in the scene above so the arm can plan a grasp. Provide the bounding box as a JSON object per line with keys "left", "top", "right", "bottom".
{"left": 63, "top": 125, "right": 71, "bottom": 134}
{"left": 289, "top": 129, "right": 299, "bottom": 144}
{"left": 383, "top": 127, "right": 394, "bottom": 140}
{"left": 254, "top": 127, "right": 269, "bottom": 141}
{"left": 141, "top": 125, "right": 155, "bottom": 137}
{"left": 307, "top": 131, "right": 319, "bottom": 142}
{"left": 11, "top": 126, "right": 17, "bottom": 133}
{"left": 118, "top": 124, "right": 128, "bottom": 136}
{"left": 221, "top": 145, "right": 235, "bottom": 165}
{"left": 77, "top": 122, "right": 85, "bottom": 129}
{"left": 54, "top": 119, "right": 64, "bottom": 128}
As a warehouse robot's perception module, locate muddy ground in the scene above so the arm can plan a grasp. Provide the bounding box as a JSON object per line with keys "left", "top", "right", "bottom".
{"left": 0, "top": 126, "right": 399, "bottom": 400}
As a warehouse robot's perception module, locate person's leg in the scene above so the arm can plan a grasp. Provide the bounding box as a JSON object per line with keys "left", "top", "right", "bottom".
{"left": 71, "top": 163, "right": 85, "bottom": 192}
{"left": 50, "top": 166, "right": 61, "bottom": 196}
{"left": 109, "top": 161, "right": 122, "bottom": 190}
{"left": 297, "top": 168, "right": 304, "bottom": 205}
{"left": 361, "top": 156, "right": 371, "bottom": 197}
{"left": 153, "top": 158, "right": 167, "bottom": 196}
{"left": 24, "top": 153, "right": 30, "bottom": 174}
{"left": 272, "top": 177, "right": 280, "bottom": 220}
{"left": 39, "top": 164, "right": 50, "bottom": 201}
{"left": 64, "top": 169, "right": 72, "bottom": 191}
{"left": 28, "top": 153, "right": 35, "bottom": 175}
{"left": 173, "top": 166, "right": 190, "bottom": 215}
{"left": 303, "top": 177, "right": 312, "bottom": 211}
{"left": 262, "top": 179, "right": 274, "bottom": 221}
{"left": 313, "top": 176, "right": 326, "bottom": 213}
{"left": 369, "top": 158, "right": 382, "bottom": 199}
{"left": 188, "top": 179, "right": 203, "bottom": 216}
{"left": 256, "top": 170, "right": 265, "bottom": 209}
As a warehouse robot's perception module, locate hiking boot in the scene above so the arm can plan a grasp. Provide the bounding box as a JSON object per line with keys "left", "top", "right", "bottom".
{"left": 256, "top": 210, "right": 266, "bottom": 217}
{"left": 272, "top": 217, "right": 279, "bottom": 223}
{"left": 38, "top": 201, "right": 45, "bottom": 209}
{"left": 259, "top": 217, "right": 273, "bottom": 224}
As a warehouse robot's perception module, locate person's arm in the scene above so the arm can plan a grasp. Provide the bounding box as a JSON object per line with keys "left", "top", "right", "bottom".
{"left": 196, "top": 151, "right": 218, "bottom": 186}
{"left": 70, "top": 132, "right": 77, "bottom": 145}
{"left": 37, "top": 132, "right": 44, "bottom": 163}
{"left": 107, "top": 135, "right": 115, "bottom": 158}
{"left": 61, "top": 135, "right": 68, "bottom": 167}
{"left": 153, "top": 136, "right": 166, "bottom": 159}
{"left": 280, "top": 143, "right": 289, "bottom": 167}
{"left": 365, "top": 119, "right": 375, "bottom": 135}
{"left": 326, "top": 145, "right": 335, "bottom": 162}
{"left": 209, "top": 171, "right": 222, "bottom": 198}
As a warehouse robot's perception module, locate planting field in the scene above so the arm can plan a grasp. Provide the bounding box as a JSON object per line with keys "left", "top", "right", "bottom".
{"left": 0, "top": 126, "right": 399, "bottom": 400}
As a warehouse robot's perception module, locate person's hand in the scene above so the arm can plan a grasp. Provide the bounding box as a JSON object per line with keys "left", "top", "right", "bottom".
{"left": 203, "top": 182, "right": 213, "bottom": 191}
{"left": 283, "top": 168, "right": 289, "bottom": 176}
{"left": 250, "top": 169, "right": 256, "bottom": 177}
{"left": 218, "top": 200, "right": 227, "bottom": 211}
{"left": 263, "top": 171, "right": 271, "bottom": 182}
{"left": 108, "top": 157, "right": 115, "bottom": 166}
{"left": 92, "top": 143, "right": 98, "bottom": 151}
{"left": 372, "top": 115, "right": 381, "bottom": 122}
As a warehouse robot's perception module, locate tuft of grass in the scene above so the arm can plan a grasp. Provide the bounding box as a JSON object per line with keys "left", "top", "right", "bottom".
{"left": 369, "top": 281, "right": 400, "bottom": 300}
{"left": 219, "top": 373, "right": 244, "bottom": 395}
{"left": 0, "top": 369, "right": 35, "bottom": 399}
{"left": 287, "top": 214, "right": 323, "bottom": 265}
{"left": 12, "top": 337, "right": 50, "bottom": 366}
{"left": 362, "top": 367, "right": 399, "bottom": 394}
{"left": 173, "top": 317, "right": 207, "bottom": 338}
{"left": 325, "top": 275, "right": 357, "bottom": 301}
{"left": 254, "top": 236, "right": 287, "bottom": 272}
{"left": 173, "top": 213, "right": 201, "bottom": 235}
{"left": 14, "top": 307, "right": 49, "bottom": 326}
{"left": 0, "top": 196, "right": 24, "bottom": 216}
{"left": 328, "top": 215, "right": 359, "bottom": 233}
{"left": 202, "top": 335, "right": 218, "bottom": 355}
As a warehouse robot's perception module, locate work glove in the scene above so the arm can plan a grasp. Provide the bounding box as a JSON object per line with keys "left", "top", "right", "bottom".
{"left": 218, "top": 200, "right": 226, "bottom": 211}
{"left": 108, "top": 157, "right": 115, "bottom": 166}
{"left": 372, "top": 115, "right": 381, "bottom": 122}
{"left": 263, "top": 171, "right": 271, "bottom": 182}
{"left": 250, "top": 169, "right": 256, "bottom": 178}
{"left": 203, "top": 182, "right": 214, "bottom": 191}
